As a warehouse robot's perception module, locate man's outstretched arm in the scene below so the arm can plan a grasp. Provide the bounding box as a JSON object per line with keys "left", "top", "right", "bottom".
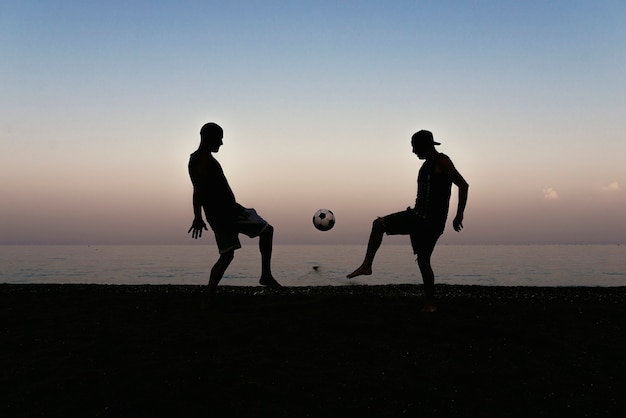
{"left": 188, "top": 190, "right": 208, "bottom": 239}
{"left": 453, "top": 180, "right": 468, "bottom": 232}
{"left": 440, "top": 157, "right": 469, "bottom": 232}
{"left": 188, "top": 159, "right": 209, "bottom": 239}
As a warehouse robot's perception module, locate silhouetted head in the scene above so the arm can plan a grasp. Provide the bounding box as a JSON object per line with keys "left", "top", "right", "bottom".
{"left": 411, "top": 130, "right": 440, "bottom": 159}
{"left": 199, "top": 122, "right": 223, "bottom": 152}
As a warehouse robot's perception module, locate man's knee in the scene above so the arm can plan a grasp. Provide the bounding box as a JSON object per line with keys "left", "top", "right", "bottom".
{"left": 261, "top": 224, "right": 273, "bottom": 238}
{"left": 416, "top": 253, "right": 432, "bottom": 268}
{"left": 373, "top": 217, "right": 386, "bottom": 232}
{"left": 219, "top": 250, "right": 235, "bottom": 263}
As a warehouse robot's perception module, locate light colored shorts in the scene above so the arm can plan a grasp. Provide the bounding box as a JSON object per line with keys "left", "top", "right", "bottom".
{"left": 214, "top": 207, "right": 269, "bottom": 254}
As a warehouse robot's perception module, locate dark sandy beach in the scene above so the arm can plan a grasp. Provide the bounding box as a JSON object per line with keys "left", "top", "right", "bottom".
{"left": 2, "top": 284, "right": 625, "bottom": 417}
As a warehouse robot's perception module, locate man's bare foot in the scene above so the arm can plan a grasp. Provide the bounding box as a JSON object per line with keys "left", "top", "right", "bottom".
{"left": 421, "top": 303, "right": 437, "bottom": 313}
{"left": 260, "top": 276, "right": 283, "bottom": 290}
{"left": 346, "top": 265, "right": 372, "bottom": 278}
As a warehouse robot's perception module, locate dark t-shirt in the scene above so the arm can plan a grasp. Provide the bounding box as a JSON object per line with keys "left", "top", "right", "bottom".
{"left": 188, "top": 151, "right": 243, "bottom": 230}
{"left": 415, "top": 153, "right": 453, "bottom": 231}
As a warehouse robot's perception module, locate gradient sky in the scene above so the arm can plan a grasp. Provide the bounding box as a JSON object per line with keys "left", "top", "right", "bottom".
{"left": 1, "top": 1, "right": 625, "bottom": 245}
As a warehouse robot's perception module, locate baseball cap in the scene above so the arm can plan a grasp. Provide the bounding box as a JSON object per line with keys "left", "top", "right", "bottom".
{"left": 411, "top": 130, "right": 441, "bottom": 146}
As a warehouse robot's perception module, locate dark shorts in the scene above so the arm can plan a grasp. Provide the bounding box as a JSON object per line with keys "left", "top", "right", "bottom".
{"left": 381, "top": 208, "right": 444, "bottom": 256}
{"left": 214, "top": 207, "right": 268, "bottom": 254}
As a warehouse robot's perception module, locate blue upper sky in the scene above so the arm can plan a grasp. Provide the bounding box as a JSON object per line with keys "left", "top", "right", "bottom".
{"left": 1, "top": 1, "right": 625, "bottom": 244}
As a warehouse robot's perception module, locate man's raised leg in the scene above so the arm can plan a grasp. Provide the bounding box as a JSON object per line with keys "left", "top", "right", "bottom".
{"left": 347, "top": 217, "right": 386, "bottom": 278}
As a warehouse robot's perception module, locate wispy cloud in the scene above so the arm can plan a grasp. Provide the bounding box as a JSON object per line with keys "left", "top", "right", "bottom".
{"left": 543, "top": 187, "right": 559, "bottom": 200}
{"left": 602, "top": 181, "right": 620, "bottom": 191}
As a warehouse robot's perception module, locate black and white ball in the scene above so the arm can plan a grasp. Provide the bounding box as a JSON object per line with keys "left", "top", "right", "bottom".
{"left": 312, "top": 209, "right": 335, "bottom": 231}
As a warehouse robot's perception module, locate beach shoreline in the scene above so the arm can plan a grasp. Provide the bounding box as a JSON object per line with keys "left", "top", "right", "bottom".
{"left": 2, "top": 284, "right": 625, "bottom": 417}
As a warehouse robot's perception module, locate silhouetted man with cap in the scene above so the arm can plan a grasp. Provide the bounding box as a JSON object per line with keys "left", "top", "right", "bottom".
{"left": 347, "top": 130, "right": 469, "bottom": 312}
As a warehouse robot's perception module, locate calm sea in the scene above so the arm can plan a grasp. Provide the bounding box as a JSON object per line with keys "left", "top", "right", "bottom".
{"left": 0, "top": 245, "right": 626, "bottom": 286}
{"left": 1, "top": 244, "right": 625, "bottom": 287}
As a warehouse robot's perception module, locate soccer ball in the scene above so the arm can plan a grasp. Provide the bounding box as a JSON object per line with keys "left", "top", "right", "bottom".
{"left": 313, "top": 209, "right": 335, "bottom": 231}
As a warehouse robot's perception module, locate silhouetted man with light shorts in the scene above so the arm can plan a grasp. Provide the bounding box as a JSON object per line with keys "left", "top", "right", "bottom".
{"left": 188, "top": 122, "right": 282, "bottom": 304}
{"left": 347, "top": 130, "right": 469, "bottom": 313}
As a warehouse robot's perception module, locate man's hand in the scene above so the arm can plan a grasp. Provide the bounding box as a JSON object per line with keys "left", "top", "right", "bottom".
{"left": 188, "top": 217, "right": 208, "bottom": 239}
{"left": 453, "top": 214, "right": 464, "bottom": 232}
